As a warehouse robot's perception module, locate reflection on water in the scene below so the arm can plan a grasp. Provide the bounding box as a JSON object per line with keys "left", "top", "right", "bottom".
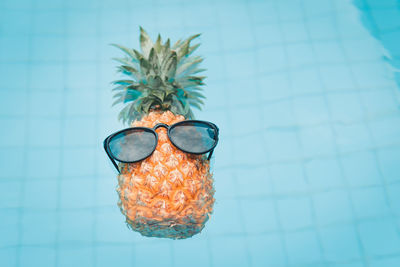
{"left": 354, "top": 0, "right": 400, "bottom": 85}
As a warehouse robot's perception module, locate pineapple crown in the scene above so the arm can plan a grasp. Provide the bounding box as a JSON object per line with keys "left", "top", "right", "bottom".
{"left": 111, "top": 27, "right": 206, "bottom": 125}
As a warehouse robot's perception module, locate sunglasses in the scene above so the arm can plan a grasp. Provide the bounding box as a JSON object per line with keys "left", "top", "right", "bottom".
{"left": 103, "top": 120, "right": 219, "bottom": 173}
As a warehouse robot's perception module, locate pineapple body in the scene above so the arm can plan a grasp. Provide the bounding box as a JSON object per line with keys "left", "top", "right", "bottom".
{"left": 117, "top": 111, "right": 215, "bottom": 239}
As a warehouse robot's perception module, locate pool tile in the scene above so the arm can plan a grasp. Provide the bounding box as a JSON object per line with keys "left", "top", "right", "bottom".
{"left": 21, "top": 210, "right": 57, "bottom": 245}
{"left": 299, "top": 125, "right": 336, "bottom": 157}
{"left": 20, "top": 247, "right": 56, "bottom": 267}
{"left": 240, "top": 198, "right": 278, "bottom": 233}
{"left": 247, "top": 234, "right": 286, "bottom": 267}
{"left": 58, "top": 247, "right": 93, "bottom": 267}
{"left": 341, "top": 151, "right": 382, "bottom": 187}
{"left": 96, "top": 245, "right": 133, "bottom": 267}
{"left": 60, "top": 178, "right": 95, "bottom": 209}
{"left": 293, "top": 95, "right": 329, "bottom": 125}
{"left": 23, "top": 179, "right": 58, "bottom": 209}
{"left": 313, "top": 190, "right": 353, "bottom": 225}
{"left": 0, "top": 248, "right": 17, "bottom": 267}
{"left": 352, "top": 186, "right": 391, "bottom": 219}
{"left": 278, "top": 197, "right": 313, "bottom": 230}
{"left": 134, "top": 242, "right": 173, "bottom": 267}
{"left": 58, "top": 210, "right": 94, "bottom": 243}
{"left": 172, "top": 239, "right": 211, "bottom": 267}
{"left": 210, "top": 236, "right": 250, "bottom": 267}
{"left": 305, "top": 158, "right": 344, "bottom": 190}
{"left": 270, "top": 162, "right": 308, "bottom": 194}
{"left": 27, "top": 148, "right": 60, "bottom": 179}
{"left": 359, "top": 219, "right": 400, "bottom": 256}
{"left": 320, "top": 225, "right": 361, "bottom": 261}
{"left": 285, "top": 229, "right": 322, "bottom": 265}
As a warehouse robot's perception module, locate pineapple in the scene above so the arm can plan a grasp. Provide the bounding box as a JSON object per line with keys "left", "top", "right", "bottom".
{"left": 110, "top": 27, "right": 215, "bottom": 239}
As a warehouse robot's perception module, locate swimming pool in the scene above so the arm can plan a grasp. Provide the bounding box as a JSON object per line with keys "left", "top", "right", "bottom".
{"left": 1, "top": 0, "right": 400, "bottom": 266}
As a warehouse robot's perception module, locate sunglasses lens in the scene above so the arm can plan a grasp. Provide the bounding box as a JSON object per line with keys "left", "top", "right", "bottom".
{"left": 169, "top": 122, "right": 217, "bottom": 153}
{"left": 108, "top": 129, "right": 156, "bottom": 162}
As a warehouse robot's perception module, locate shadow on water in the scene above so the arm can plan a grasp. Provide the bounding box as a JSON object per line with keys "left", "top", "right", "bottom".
{"left": 353, "top": 0, "right": 400, "bottom": 84}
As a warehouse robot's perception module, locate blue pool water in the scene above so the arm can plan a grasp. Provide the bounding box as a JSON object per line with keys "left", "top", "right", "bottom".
{"left": 1, "top": 0, "right": 400, "bottom": 266}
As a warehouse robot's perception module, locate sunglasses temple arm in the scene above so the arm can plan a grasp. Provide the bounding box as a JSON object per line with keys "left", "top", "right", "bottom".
{"left": 109, "top": 155, "right": 121, "bottom": 174}
{"left": 207, "top": 149, "right": 214, "bottom": 161}
{"left": 103, "top": 138, "right": 121, "bottom": 174}
{"left": 208, "top": 124, "right": 219, "bottom": 161}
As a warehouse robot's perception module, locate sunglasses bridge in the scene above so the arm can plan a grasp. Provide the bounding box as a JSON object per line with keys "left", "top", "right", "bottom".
{"left": 104, "top": 121, "right": 218, "bottom": 173}
{"left": 154, "top": 123, "right": 170, "bottom": 130}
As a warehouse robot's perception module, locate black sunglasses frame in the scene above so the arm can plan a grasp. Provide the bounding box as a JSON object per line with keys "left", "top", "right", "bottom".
{"left": 103, "top": 120, "right": 219, "bottom": 173}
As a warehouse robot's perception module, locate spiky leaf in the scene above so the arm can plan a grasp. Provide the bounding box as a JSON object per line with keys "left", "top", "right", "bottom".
{"left": 111, "top": 27, "right": 207, "bottom": 124}
{"left": 111, "top": 44, "right": 138, "bottom": 62}
{"left": 140, "top": 27, "right": 153, "bottom": 58}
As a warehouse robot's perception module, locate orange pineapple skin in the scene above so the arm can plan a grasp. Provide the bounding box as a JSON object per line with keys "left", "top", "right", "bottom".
{"left": 116, "top": 111, "right": 215, "bottom": 239}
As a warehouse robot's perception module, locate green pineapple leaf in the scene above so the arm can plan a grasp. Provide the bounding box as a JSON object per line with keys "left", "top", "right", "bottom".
{"left": 176, "top": 56, "right": 203, "bottom": 77}
{"left": 154, "top": 34, "right": 162, "bottom": 53}
{"left": 140, "top": 27, "right": 153, "bottom": 58}
{"left": 148, "top": 75, "right": 163, "bottom": 89}
{"left": 187, "top": 91, "right": 206, "bottom": 99}
{"left": 165, "top": 52, "right": 177, "bottom": 79}
{"left": 187, "top": 43, "right": 200, "bottom": 56}
{"left": 112, "top": 27, "right": 206, "bottom": 124}
{"left": 188, "top": 101, "right": 203, "bottom": 111}
{"left": 110, "top": 44, "right": 138, "bottom": 62}
{"left": 112, "top": 80, "right": 134, "bottom": 86}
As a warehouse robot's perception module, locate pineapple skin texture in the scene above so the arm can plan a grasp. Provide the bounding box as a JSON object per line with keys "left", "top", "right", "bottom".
{"left": 117, "top": 111, "right": 215, "bottom": 239}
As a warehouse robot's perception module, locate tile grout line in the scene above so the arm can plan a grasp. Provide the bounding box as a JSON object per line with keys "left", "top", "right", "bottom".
{"left": 229, "top": 1, "right": 259, "bottom": 266}
{"left": 275, "top": 0, "right": 327, "bottom": 265}
{"left": 92, "top": 2, "right": 103, "bottom": 267}
{"left": 258, "top": 1, "right": 292, "bottom": 266}
{"left": 15, "top": 0, "right": 36, "bottom": 266}
{"left": 54, "top": 2, "right": 68, "bottom": 267}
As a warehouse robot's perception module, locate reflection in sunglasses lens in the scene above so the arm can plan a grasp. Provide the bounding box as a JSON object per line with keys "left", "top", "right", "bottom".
{"left": 169, "top": 122, "right": 216, "bottom": 153}
{"left": 109, "top": 129, "right": 156, "bottom": 162}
